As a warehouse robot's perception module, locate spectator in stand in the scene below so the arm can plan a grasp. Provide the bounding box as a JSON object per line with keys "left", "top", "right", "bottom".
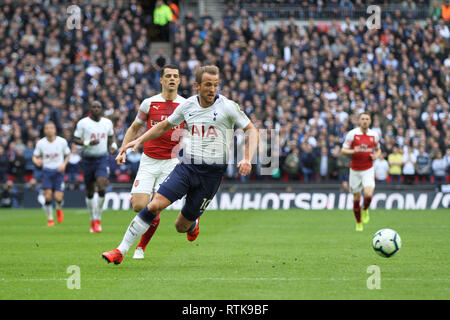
{"left": 0, "top": 145, "right": 9, "bottom": 182}
{"left": 336, "top": 146, "right": 350, "bottom": 183}
{"left": 0, "top": 180, "right": 19, "bottom": 208}
{"left": 153, "top": 0, "right": 173, "bottom": 41}
{"left": 432, "top": 151, "right": 447, "bottom": 184}
{"left": 300, "top": 143, "right": 315, "bottom": 182}
{"left": 168, "top": 1, "right": 180, "bottom": 22}
{"left": 284, "top": 146, "right": 301, "bottom": 180}
{"left": 23, "top": 140, "right": 36, "bottom": 179}
{"left": 9, "top": 148, "right": 26, "bottom": 182}
{"left": 416, "top": 146, "right": 433, "bottom": 182}
{"left": 402, "top": 146, "right": 417, "bottom": 184}
{"left": 388, "top": 145, "right": 403, "bottom": 184}
{"left": 66, "top": 145, "right": 82, "bottom": 190}
{"left": 445, "top": 148, "right": 450, "bottom": 176}
{"left": 314, "top": 146, "right": 330, "bottom": 182}
{"left": 373, "top": 152, "right": 390, "bottom": 183}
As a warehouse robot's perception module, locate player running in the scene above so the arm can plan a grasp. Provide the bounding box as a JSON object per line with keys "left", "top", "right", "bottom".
{"left": 73, "top": 101, "right": 118, "bottom": 233}
{"left": 341, "top": 112, "right": 381, "bottom": 231}
{"left": 32, "top": 121, "right": 70, "bottom": 226}
{"left": 102, "top": 65, "right": 259, "bottom": 264}
{"left": 116, "top": 64, "right": 186, "bottom": 259}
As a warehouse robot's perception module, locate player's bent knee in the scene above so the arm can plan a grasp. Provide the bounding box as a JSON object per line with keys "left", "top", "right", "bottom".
{"left": 147, "top": 193, "right": 170, "bottom": 213}
{"left": 132, "top": 202, "right": 147, "bottom": 212}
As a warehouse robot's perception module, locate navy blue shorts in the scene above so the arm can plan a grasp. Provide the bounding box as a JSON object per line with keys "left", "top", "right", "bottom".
{"left": 42, "top": 168, "right": 65, "bottom": 192}
{"left": 81, "top": 155, "right": 109, "bottom": 185}
{"left": 157, "top": 162, "right": 226, "bottom": 221}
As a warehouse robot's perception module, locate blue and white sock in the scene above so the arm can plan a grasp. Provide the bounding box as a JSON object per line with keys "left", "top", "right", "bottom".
{"left": 187, "top": 219, "right": 198, "bottom": 233}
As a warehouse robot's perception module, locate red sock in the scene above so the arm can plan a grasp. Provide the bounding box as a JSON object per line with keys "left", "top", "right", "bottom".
{"left": 363, "top": 196, "right": 372, "bottom": 210}
{"left": 136, "top": 213, "right": 160, "bottom": 251}
{"left": 353, "top": 200, "right": 361, "bottom": 223}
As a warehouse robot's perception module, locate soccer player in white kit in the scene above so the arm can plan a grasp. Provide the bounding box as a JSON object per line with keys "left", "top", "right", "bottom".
{"left": 32, "top": 121, "right": 70, "bottom": 226}
{"left": 341, "top": 112, "right": 381, "bottom": 231}
{"left": 103, "top": 65, "right": 259, "bottom": 264}
{"left": 116, "top": 64, "right": 186, "bottom": 259}
{"left": 73, "top": 101, "right": 118, "bottom": 233}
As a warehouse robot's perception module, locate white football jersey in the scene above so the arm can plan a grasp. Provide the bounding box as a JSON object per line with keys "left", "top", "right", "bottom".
{"left": 167, "top": 94, "right": 251, "bottom": 164}
{"left": 33, "top": 136, "right": 70, "bottom": 170}
{"left": 74, "top": 117, "right": 114, "bottom": 157}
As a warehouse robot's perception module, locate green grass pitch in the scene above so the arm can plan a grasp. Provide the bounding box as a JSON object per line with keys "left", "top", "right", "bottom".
{"left": 0, "top": 208, "right": 449, "bottom": 300}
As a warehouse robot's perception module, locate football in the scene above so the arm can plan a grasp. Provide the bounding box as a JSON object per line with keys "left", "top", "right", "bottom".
{"left": 372, "top": 228, "right": 402, "bottom": 258}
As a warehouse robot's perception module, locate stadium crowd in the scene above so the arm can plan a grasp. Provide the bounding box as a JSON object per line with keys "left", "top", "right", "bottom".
{"left": 229, "top": 0, "right": 435, "bottom": 20}
{"left": 0, "top": 0, "right": 449, "bottom": 199}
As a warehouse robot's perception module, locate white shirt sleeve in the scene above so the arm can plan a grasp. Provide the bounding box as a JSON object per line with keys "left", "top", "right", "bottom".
{"left": 63, "top": 139, "right": 70, "bottom": 156}
{"left": 135, "top": 98, "right": 150, "bottom": 125}
{"left": 108, "top": 119, "right": 114, "bottom": 137}
{"left": 342, "top": 131, "right": 354, "bottom": 149}
{"left": 229, "top": 101, "right": 251, "bottom": 129}
{"left": 73, "top": 120, "right": 83, "bottom": 138}
{"left": 167, "top": 100, "right": 187, "bottom": 126}
{"left": 33, "top": 140, "right": 42, "bottom": 157}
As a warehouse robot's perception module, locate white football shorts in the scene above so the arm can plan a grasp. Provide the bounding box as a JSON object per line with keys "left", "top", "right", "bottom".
{"left": 131, "top": 153, "right": 179, "bottom": 195}
{"left": 349, "top": 167, "right": 375, "bottom": 194}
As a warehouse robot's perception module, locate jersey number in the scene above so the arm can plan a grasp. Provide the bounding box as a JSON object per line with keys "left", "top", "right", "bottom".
{"left": 199, "top": 198, "right": 212, "bottom": 211}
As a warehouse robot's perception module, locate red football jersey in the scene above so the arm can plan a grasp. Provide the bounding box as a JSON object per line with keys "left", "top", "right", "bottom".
{"left": 136, "top": 94, "right": 186, "bottom": 159}
{"left": 343, "top": 127, "right": 380, "bottom": 171}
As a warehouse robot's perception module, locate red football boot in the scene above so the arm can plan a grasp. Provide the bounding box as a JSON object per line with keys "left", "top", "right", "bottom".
{"left": 102, "top": 249, "right": 124, "bottom": 265}
{"left": 94, "top": 219, "right": 102, "bottom": 233}
{"left": 187, "top": 218, "right": 200, "bottom": 242}
{"left": 56, "top": 209, "right": 64, "bottom": 223}
{"left": 89, "top": 220, "right": 95, "bottom": 233}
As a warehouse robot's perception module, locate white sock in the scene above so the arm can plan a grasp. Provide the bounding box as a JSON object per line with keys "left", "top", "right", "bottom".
{"left": 86, "top": 197, "right": 96, "bottom": 221}
{"left": 117, "top": 216, "right": 150, "bottom": 256}
{"left": 44, "top": 203, "right": 53, "bottom": 221}
{"left": 55, "top": 201, "right": 62, "bottom": 211}
{"left": 96, "top": 196, "right": 105, "bottom": 220}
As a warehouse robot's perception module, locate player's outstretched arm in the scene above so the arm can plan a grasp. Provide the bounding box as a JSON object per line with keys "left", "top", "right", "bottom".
{"left": 116, "top": 121, "right": 143, "bottom": 165}
{"left": 122, "top": 119, "right": 174, "bottom": 154}
{"left": 237, "top": 123, "right": 259, "bottom": 176}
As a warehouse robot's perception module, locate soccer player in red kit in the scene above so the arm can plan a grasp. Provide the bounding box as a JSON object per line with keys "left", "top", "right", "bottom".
{"left": 116, "top": 64, "right": 185, "bottom": 258}
{"left": 341, "top": 112, "right": 381, "bottom": 231}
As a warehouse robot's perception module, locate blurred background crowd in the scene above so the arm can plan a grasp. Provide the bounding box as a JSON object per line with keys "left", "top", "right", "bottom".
{"left": 0, "top": 0, "right": 449, "bottom": 203}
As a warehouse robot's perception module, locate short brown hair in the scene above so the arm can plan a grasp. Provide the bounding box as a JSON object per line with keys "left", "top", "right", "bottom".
{"left": 195, "top": 65, "right": 219, "bottom": 83}
{"left": 359, "top": 111, "right": 371, "bottom": 119}
{"left": 161, "top": 64, "right": 180, "bottom": 77}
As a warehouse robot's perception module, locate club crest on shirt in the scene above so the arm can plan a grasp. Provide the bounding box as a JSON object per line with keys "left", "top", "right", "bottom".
{"left": 134, "top": 180, "right": 139, "bottom": 187}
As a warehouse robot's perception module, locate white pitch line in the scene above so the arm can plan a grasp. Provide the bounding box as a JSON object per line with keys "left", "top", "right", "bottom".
{"left": 1, "top": 278, "right": 449, "bottom": 282}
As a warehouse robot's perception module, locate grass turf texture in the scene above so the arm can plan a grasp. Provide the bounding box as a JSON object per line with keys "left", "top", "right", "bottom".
{"left": 0, "top": 208, "right": 449, "bottom": 300}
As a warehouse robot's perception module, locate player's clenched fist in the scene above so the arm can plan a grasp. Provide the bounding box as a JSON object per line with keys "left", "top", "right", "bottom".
{"left": 237, "top": 159, "right": 252, "bottom": 176}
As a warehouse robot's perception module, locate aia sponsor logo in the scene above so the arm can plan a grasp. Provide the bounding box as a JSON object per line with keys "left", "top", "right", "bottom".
{"left": 90, "top": 133, "right": 106, "bottom": 140}
{"left": 45, "top": 153, "right": 60, "bottom": 159}
{"left": 191, "top": 125, "right": 218, "bottom": 138}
